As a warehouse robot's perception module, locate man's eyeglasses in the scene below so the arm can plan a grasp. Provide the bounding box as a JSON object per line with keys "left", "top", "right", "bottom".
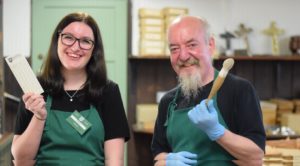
{"left": 59, "top": 33, "right": 95, "bottom": 50}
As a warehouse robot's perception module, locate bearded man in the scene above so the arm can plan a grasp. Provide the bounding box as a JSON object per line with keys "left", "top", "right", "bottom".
{"left": 151, "top": 16, "right": 265, "bottom": 166}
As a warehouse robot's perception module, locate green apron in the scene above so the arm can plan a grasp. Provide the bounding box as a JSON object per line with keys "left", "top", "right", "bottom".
{"left": 36, "top": 96, "right": 105, "bottom": 166}
{"left": 165, "top": 71, "right": 235, "bottom": 166}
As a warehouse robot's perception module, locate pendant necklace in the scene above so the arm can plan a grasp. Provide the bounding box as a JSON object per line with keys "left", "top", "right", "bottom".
{"left": 65, "top": 89, "right": 80, "bottom": 102}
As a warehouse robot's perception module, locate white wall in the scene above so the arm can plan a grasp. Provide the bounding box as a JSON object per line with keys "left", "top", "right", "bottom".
{"left": 131, "top": 0, "right": 300, "bottom": 55}
{"left": 3, "top": 0, "right": 31, "bottom": 57}
{"left": 226, "top": 0, "right": 300, "bottom": 55}
{"left": 3, "top": 0, "right": 300, "bottom": 57}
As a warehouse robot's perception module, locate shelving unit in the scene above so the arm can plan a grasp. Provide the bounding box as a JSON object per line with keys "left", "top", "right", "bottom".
{"left": 127, "top": 54, "right": 300, "bottom": 166}
{"left": 214, "top": 55, "right": 300, "bottom": 100}
{"left": 127, "top": 55, "right": 175, "bottom": 166}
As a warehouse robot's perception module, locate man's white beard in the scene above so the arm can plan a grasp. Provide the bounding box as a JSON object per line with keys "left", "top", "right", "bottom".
{"left": 178, "top": 71, "right": 203, "bottom": 99}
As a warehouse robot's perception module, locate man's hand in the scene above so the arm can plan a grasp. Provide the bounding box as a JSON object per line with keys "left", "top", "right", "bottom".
{"left": 187, "top": 99, "right": 225, "bottom": 141}
{"left": 166, "top": 151, "right": 197, "bottom": 166}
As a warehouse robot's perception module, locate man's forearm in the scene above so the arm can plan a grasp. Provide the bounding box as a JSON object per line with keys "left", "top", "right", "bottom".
{"left": 217, "top": 129, "right": 264, "bottom": 164}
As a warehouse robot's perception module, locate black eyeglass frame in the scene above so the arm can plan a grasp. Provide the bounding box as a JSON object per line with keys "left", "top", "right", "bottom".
{"left": 59, "top": 33, "right": 95, "bottom": 50}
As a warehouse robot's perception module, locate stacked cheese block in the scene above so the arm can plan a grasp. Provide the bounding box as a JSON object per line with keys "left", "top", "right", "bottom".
{"left": 260, "top": 101, "right": 277, "bottom": 126}
{"left": 294, "top": 99, "right": 300, "bottom": 113}
{"left": 135, "top": 104, "right": 158, "bottom": 131}
{"left": 261, "top": 98, "right": 300, "bottom": 136}
{"left": 264, "top": 139, "right": 300, "bottom": 165}
{"left": 139, "top": 8, "right": 165, "bottom": 56}
{"left": 269, "top": 98, "right": 294, "bottom": 124}
{"left": 138, "top": 7, "right": 188, "bottom": 56}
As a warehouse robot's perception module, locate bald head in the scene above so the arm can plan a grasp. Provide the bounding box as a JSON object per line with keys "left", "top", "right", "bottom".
{"left": 168, "top": 16, "right": 211, "bottom": 44}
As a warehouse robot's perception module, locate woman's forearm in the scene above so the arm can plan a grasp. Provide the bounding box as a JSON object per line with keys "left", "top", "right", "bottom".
{"left": 104, "top": 138, "right": 125, "bottom": 166}
{"left": 11, "top": 116, "right": 45, "bottom": 160}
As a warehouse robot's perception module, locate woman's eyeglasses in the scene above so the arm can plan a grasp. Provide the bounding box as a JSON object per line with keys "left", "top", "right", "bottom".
{"left": 60, "top": 33, "right": 94, "bottom": 50}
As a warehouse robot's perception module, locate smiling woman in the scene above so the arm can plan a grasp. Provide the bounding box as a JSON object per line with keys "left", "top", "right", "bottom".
{"left": 10, "top": 12, "right": 130, "bottom": 166}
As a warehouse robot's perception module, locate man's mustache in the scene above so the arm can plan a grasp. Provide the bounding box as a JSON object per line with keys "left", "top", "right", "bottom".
{"left": 177, "top": 59, "right": 199, "bottom": 67}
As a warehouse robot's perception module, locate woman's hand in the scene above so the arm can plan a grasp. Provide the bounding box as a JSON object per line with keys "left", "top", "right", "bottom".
{"left": 23, "top": 93, "right": 47, "bottom": 120}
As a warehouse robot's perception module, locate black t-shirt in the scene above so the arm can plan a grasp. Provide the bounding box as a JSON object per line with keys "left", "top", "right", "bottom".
{"left": 151, "top": 73, "right": 266, "bottom": 157}
{"left": 14, "top": 81, "right": 130, "bottom": 142}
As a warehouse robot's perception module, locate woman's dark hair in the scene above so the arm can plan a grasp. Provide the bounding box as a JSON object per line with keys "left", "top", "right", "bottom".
{"left": 39, "top": 12, "right": 107, "bottom": 103}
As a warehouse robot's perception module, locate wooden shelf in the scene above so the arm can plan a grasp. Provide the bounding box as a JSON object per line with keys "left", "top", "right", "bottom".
{"left": 129, "top": 55, "right": 170, "bottom": 60}
{"left": 129, "top": 55, "right": 300, "bottom": 61}
{"left": 132, "top": 124, "right": 154, "bottom": 135}
{"left": 216, "top": 55, "right": 300, "bottom": 61}
{"left": 266, "top": 134, "right": 300, "bottom": 140}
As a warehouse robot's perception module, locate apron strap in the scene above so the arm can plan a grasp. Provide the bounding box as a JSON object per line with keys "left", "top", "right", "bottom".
{"left": 45, "top": 95, "right": 52, "bottom": 111}
{"left": 164, "top": 88, "right": 180, "bottom": 126}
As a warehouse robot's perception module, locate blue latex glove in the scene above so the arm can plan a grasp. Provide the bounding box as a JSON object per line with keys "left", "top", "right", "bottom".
{"left": 166, "top": 151, "right": 198, "bottom": 166}
{"left": 187, "top": 99, "right": 225, "bottom": 141}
